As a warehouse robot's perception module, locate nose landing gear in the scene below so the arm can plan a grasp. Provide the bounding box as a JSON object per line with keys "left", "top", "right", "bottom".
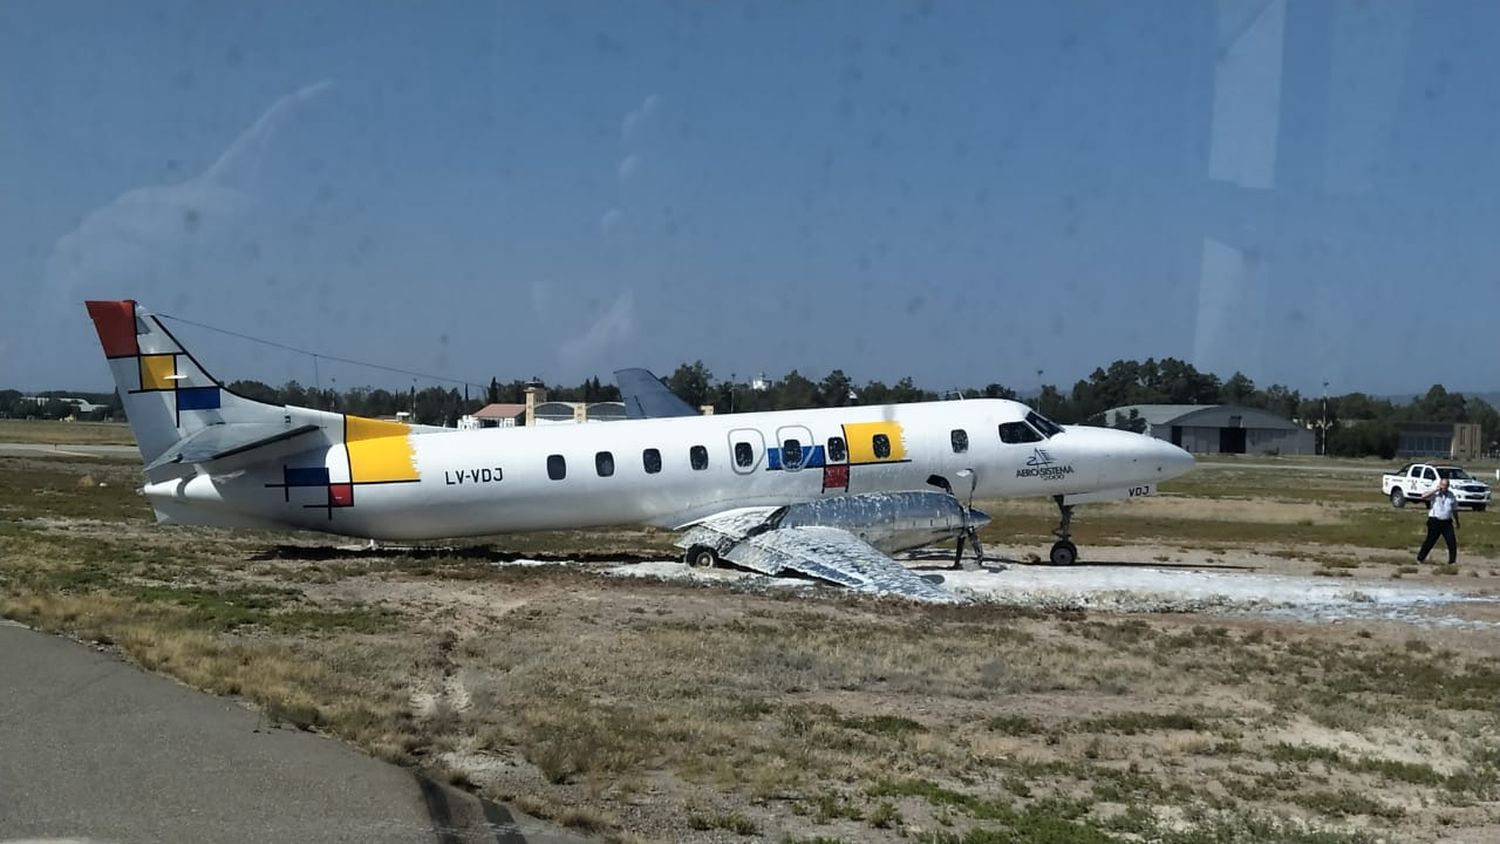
{"left": 1049, "top": 495, "right": 1078, "bottom": 566}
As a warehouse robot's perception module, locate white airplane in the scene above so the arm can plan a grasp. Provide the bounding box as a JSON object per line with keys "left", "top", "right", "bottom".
{"left": 86, "top": 300, "right": 1194, "bottom": 602}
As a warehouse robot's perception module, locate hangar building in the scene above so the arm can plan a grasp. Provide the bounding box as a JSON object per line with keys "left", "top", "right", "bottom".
{"left": 1103, "top": 404, "right": 1315, "bottom": 456}
{"left": 1397, "top": 422, "right": 1482, "bottom": 461}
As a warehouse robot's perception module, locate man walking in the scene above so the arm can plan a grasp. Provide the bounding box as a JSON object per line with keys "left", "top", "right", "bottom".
{"left": 1417, "top": 477, "right": 1461, "bottom": 564}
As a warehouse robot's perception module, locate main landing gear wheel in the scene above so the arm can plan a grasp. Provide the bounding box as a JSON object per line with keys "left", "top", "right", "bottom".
{"left": 685, "top": 544, "right": 719, "bottom": 568}
{"left": 1390, "top": 488, "right": 1407, "bottom": 508}
{"left": 1049, "top": 494, "right": 1079, "bottom": 566}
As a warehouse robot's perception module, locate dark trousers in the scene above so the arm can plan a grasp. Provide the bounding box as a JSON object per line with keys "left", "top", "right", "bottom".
{"left": 1418, "top": 517, "right": 1457, "bottom": 564}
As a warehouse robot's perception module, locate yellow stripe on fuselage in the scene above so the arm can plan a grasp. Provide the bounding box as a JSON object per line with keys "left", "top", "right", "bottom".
{"left": 843, "top": 421, "right": 907, "bottom": 463}
{"left": 346, "top": 415, "right": 419, "bottom": 482}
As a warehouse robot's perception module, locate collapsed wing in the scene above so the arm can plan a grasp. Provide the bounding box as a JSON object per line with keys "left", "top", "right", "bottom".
{"left": 676, "top": 509, "right": 959, "bottom": 604}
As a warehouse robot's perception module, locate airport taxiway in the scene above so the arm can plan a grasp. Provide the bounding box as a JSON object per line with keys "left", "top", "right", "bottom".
{"left": 0, "top": 621, "right": 587, "bottom": 844}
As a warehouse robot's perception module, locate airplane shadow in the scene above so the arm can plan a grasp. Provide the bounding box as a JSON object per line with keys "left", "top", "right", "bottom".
{"left": 415, "top": 772, "right": 543, "bottom": 844}
{"left": 250, "top": 544, "right": 668, "bottom": 566}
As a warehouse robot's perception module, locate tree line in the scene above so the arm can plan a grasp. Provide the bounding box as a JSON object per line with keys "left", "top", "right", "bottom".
{"left": 6, "top": 357, "right": 1496, "bottom": 459}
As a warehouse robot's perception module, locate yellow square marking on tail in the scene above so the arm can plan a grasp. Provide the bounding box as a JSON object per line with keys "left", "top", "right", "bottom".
{"left": 843, "top": 421, "right": 908, "bottom": 463}
{"left": 345, "top": 415, "right": 419, "bottom": 482}
{"left": 139, "top": 354, "right": 177, "bottom": 391}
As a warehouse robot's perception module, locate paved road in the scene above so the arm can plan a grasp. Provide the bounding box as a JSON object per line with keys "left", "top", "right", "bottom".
{"left": 1194, "top": 459, "right": 1386, "bottom": 475}
{"left": 0, "top": 442, "right": 139, "bottom": 459}
{"left": 0, "top": 622, "right": 589, "bottom": 844}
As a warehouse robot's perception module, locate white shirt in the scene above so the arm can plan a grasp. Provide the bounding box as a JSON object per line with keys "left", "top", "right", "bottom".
{"left": 1428, "top": 490, "right": 1458, "bottom": 520}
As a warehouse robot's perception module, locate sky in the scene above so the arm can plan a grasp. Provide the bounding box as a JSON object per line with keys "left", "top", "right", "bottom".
{"left": 2, "top": 0, "right": 1497, "bottom": 398}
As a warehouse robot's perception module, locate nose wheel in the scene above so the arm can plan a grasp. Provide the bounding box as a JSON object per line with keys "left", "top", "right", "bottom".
{"left": 1049, "top": 495, "right": 1078, "bottom": 566}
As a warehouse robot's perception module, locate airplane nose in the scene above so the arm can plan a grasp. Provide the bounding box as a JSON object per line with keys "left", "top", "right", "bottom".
{"left": 968, "top": 507, "right": 992, "bottom": 530}
{"left": 1152, "top": 440, "right": 1195, "bottom": 480}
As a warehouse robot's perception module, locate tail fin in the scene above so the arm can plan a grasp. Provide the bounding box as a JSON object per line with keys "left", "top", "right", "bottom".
{"left": 85, "top": 300, "right": 290, "bottom": 467}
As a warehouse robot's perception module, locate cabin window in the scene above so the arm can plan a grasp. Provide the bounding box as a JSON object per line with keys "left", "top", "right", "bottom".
{"left": 734, "top": 441, "right": 754, "bottom": 468}
{"left": 827, "top": 436, "right": 847, "bottom": 462}
{"left": 643, "top": 448, "right": 662, "bottom": 474}
{"left": 595, "top": 451, "right": 614, "bottom": 477}
{"left": 872, "top": 433, "right": 891, "bottom": 459}
{"left": 547, "top": 454, "right": 566, "bottom": 480}
{"left": 690, "top": 445, "right": 709, "bottom": 471}
{"left": 782, "top": 438, "right": 803, "bottom": 470}
{"left": 951, "top": 429, "right": 969, "bottom": 453}
{"left": 999, "top": 422, "right": 1043, "bottom": 444}
{"left": 1423, "top": 466, "right": 1437, "bottom": 482}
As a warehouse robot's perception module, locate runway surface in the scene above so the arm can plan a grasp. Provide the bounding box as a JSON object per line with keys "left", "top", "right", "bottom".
{"left": 0, "top": 442, "right": 138, "bottom": 458}
{"left": 0, "top": 621, "right": 589, "bottom": 844}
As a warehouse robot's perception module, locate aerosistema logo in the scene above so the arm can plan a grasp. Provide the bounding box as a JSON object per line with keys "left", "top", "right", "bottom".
{"left": 1025, "top": 448, "right": 1054, "bottom": 467}
{"left": 1017, "top": 447, "right": 1074, "bottom": 480}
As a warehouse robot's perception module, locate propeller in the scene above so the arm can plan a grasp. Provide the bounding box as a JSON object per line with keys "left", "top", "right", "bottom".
{"left": 928, "top": 471, "right": 985, "bottom": 569}
{"left": 954, "top": 469, "right": 984, "bottom": 569}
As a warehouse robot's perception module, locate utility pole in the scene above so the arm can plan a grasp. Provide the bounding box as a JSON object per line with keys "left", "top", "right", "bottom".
{"left": 1321, "top": 380, "right": 1329, "bottom": 457}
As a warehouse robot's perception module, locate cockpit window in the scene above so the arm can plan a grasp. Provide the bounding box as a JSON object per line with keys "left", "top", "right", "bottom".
{"left": 1026, "top": 411, "right": 1063, "bottom": 438}
{"left": 998, "top": 422, "right": 1043, "bottom": 444}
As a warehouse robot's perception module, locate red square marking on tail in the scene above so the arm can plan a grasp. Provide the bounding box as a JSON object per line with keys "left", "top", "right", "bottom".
{"left": 328, "top": 484, "right": 354, "bottom": 507}
{"left": 85, "top": 300, "right": 139, "bottom": 358}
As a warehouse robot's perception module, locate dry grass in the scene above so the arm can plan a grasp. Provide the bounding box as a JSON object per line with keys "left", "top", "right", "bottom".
{"left": 0, "top": 418, "right": 135, "bottom": 445}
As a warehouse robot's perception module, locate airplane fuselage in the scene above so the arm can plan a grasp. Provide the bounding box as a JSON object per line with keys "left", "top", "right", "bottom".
{"left": 145, "top": 399, "right": 1193, "bottom": 541}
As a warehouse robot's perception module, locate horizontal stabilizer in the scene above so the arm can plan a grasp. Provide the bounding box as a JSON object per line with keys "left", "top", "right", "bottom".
{"left": 145, "top": 423, "right": 321, "bottom": 471}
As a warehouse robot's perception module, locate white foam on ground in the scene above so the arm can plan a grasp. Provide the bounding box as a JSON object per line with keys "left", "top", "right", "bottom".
{"left": 598, "top": 559, "right": 1498, "bottom": 625}
{"left": 938, "top": 565, "right": 1494, "bottom": 623}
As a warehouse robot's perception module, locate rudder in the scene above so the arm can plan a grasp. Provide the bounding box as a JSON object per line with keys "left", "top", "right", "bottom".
{"left": 85, "top": 300, "right": 287, "bottom": 466}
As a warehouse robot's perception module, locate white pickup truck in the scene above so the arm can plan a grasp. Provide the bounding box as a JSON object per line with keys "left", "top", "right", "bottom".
{"left": 1382, "top": 463, "right": 1490, "bottom": 511}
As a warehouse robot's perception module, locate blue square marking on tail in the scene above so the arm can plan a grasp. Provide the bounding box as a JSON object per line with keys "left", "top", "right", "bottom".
{"left": 176, "top": 386, "right": 222, "bottom": 411}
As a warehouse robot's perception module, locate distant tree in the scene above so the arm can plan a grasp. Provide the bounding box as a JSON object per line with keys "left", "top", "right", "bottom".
{"left": 888, "top": 376, "right": 930, "bottom": 404}
{"left": 667, "top": 361, "right": 713, "bottom": 409}
{"left": 777, "top": 370, "right": 819, "bottom": 409}
{"left": 1256, "top": 384, "right": 1302, "bottom": 422}
{"left": 1412, "top": 384, "right": 1467, "bottom": 423}
{"left": 1221, "top": 372, "right": 1256, "bottom": 405}
{"left": 819, "top": 369, "right": 854, "bottom": 407}
{"left": 1035, "top": 384, "right": 1069, "bottom": 421}
{"left": 1327, "top": 420, "right": 1398, "bottom": 459}
{"left": 982, "top": 383, "right": 1017, "bottom": 400}
{"left": 227, "top": 379, "right": 278, "bottom": 403}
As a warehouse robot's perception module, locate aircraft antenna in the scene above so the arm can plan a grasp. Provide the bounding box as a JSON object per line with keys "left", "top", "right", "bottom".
{"left": 155, "top": 311, "right": 488, "bottom": 392}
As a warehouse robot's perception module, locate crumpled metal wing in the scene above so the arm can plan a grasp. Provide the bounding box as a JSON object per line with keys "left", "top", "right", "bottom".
{"left": 677, "top": 511, "right": 958, "bottom": 603}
